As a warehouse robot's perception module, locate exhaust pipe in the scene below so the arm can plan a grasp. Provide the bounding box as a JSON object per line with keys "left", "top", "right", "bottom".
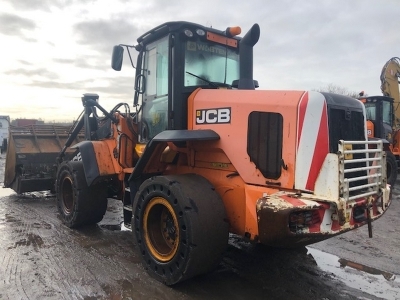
{"left": 238, "top": 23, "right": 260, "bottom": 90}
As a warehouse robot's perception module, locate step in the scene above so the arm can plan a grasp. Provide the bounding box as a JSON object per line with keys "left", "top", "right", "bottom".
{"left": 123, "top": 205, "right": 132, "bottom": 212}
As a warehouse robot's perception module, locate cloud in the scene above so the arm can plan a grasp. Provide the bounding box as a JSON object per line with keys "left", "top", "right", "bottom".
{"left": 1, "top": 0, "right": 400, "bottom": 122}
{"left": 5, "top": 67, "right": 59, "bottom": 80}
{"left": 53, "top": 58, "right": 76, "bottom": 65}
{"left": 53, "top": 56, "right": 107, "bottom": 71}
{"left": 0, "top": 13, "right": 37, "bottom": 41}
{"left": 8, "top": 0, "right": 93, "bottom": 11}
{"left": 18, "top": 60, "right": 34, "bottom": 66}
{"left": 22, "top": 75, "right": 134, "bottom": 98}
{"left": 73, "top": 18, "right": 140, "bottom": 54}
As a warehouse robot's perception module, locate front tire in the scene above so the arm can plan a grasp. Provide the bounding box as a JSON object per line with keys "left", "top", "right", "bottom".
{"left": 56, "top": 161, "right": 108, "bottom": 228}
{"left": 132, "top": 174, "right": 229, "bottom": 285}
{"left": 386, "top": 151, "right": 397, "bottom": 188}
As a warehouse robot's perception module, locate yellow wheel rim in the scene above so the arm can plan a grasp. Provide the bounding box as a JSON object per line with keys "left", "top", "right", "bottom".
{"left": 143, "top": 197, "right": 179, "bottom": 262}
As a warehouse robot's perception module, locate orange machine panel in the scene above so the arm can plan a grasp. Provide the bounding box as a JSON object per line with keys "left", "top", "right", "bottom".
{"left": 188, "top": 89, "right": 304, "bottom": 189}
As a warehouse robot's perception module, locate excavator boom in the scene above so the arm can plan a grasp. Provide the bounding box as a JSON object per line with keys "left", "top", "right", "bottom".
{"left": 380, "top": 57, "right": 400, "bottom": 127}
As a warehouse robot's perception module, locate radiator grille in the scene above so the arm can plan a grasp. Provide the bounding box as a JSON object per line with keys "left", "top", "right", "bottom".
{"left": 329, "top": 108, "right": 369, "bottom": 197}
{"left": 247, "top": 112, "right": 283, "bottom": 179}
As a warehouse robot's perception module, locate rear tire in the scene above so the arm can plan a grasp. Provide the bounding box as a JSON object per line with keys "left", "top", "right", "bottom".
{"left": 386, "top": 151, "right": 397, "bottom": 188}
{"left": 56, "top": 161, "right": 108, "bottom": 228}
{"left": 132, "top": 174, "right": 229, "bottom": 285}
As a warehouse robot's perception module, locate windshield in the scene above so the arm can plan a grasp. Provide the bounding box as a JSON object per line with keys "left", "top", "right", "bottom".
{"left": 184, "top": 40, "right": 239, "bottom": 86}
{"left": 382, "top": 100, "right": 392, "bottom": 125}
{"left": 364, "top": 103, "right": 376, "bottom": 121}
{"left": 364, "top": 101, "right": 392, "bottom": 125}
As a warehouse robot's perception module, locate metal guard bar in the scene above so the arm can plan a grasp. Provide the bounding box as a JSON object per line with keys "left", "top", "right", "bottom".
{"left": 338, "top": 139, "right": 385, "bottom": 203}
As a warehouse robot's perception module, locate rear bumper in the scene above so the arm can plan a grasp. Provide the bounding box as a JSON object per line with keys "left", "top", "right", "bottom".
{"left": 256, "top": 187, "right": 391, "bottom": 247}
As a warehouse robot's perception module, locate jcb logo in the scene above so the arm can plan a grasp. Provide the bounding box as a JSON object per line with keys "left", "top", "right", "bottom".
{"left": 196, "top": 108, "right": 231, "bottom": 124}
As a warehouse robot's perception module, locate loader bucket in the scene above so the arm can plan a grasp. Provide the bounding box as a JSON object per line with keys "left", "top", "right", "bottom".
{"left": 4, "top": 124, "right": 84, "bottom": 194}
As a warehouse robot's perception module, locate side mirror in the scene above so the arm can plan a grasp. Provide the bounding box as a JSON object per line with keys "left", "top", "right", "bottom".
{"left": 111, "top": 45, "right": 124, "bottom": 71}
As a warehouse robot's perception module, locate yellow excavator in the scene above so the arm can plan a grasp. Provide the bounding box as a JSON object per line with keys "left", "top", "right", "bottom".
{"left": 359, "top": 57, "right": 400, "bottom": 187}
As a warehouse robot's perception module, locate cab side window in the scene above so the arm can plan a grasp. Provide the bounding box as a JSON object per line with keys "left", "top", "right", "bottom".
{"left": 139, "top": 36, "right": 169, "bottom": 142}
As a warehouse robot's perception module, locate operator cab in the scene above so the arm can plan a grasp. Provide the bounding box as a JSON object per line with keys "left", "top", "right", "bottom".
{"left": 112, "top": 21, "right": 259, "bottom": 143}
{"left": 361, "top": 96, "right": 394, "bottom": 141}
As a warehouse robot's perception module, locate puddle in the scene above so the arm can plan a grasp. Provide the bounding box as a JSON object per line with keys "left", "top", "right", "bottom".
{"left": 99, "top": 222, "right": 131, "bottom": 232}
{"left": 19, "top": 191, "right": 54, "bottom": 199}
{"left": 307, "top": 247, "right": 400, "bottom": 299}
{"left": 0, "top": 187, "right": 16, "bottom": 197}
{"left": 121, "top": 222, "right": 131, "bottom": 231}
{"left": 0, "top": 187, "right": 55, "bottom": 199}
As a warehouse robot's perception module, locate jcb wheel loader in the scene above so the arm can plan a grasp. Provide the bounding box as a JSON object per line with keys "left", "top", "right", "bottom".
{"left": 4, "top": 21, "right": 392, "bottom": 285}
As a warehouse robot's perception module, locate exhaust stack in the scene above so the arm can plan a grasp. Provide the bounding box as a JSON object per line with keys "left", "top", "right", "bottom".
{"left": 238, "top": 23, "right": 260, "bottom": 90}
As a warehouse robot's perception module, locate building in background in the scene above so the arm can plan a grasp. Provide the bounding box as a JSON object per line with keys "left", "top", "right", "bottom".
{"left": 11, "top": 118, "right": 45, "bottom": 126}
{"left": 0, "top": 116, "right": 10, "bottom": 153}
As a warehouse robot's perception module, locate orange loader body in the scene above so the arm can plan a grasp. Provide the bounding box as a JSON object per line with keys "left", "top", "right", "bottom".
{"left": 4, "top": 21, "right": 392, "bottom": 285}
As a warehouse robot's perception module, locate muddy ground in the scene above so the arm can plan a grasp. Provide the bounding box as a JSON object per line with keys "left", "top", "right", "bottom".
{"left": 0, "top": 152, "right": 399, "bottom": 300}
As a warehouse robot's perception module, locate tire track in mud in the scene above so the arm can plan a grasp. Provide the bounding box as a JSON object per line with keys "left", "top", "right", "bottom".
{"left": 1, "top": 209, "right": 33, "bottom": 300}
{"left": 0, "top": 206, "right": 11, "bottom": 286}
{"left": 55, "top": 221, "right": 141, "bottom": 298}
{"left": 55, "top": 227, "right": 139, "bottom": 299}
{"left": 28, "top": 200, "right": 88, "bottom": 299}
{"left": 41, "top": 227, "right": 109, "bottom": 299}
{"left": 1, "top": 197, "right": 102, "bottom": 299}
{"left": 0, "top": 195, "right": 148, "bottom": 299}
{"left": 0, "top": 197, "right": 86, "bottom": 299}
{"left": 28, "top": 224, "right": 76, "bottom": 299}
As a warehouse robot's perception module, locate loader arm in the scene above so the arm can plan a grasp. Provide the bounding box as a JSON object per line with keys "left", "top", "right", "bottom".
{"left": 3, "top": 93, "right": 118, "bottom": 194}
{"left": 380, "top": 57, "right": 400, "bottom": 127}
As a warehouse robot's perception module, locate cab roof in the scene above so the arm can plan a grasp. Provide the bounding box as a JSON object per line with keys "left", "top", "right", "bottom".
{"left": 137, "top": 21, "right": 242, "bottom": 46}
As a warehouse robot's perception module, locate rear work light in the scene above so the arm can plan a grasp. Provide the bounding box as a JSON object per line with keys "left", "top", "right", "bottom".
{"left": 289, "top": 210, "right": 321, "bottom": 233}
{"left": 184, "top": 29, "right": 193, "bottom": 37}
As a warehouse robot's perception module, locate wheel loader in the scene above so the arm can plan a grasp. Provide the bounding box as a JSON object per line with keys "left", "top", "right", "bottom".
{"left": 3, "top": 21, "right": 392, "bottom": 285}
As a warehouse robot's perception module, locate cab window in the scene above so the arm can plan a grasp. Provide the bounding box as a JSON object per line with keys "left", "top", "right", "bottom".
{"left": 140, "top": 36, "right": 169, "bottom": 142}
{"left": 184, "top": 40, "right": 239, "bottom": 87}
{"left": 382, "top": 100, "right": 392, "bottom": 125}
{"left": 364, "top": 103, "right": 376, "bottom": 121}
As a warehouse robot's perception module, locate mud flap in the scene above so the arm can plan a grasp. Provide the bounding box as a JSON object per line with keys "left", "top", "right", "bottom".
{"left": 72, "top": 141, "right": 116, "bottom": 186}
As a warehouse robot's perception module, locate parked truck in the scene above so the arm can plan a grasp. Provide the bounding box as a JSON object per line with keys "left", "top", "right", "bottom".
{"left": 4, "top": 22, "right": 392, "bottom": 285}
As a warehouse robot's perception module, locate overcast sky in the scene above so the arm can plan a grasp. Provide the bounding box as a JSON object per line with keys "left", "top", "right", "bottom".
{"left": 0, "top": 0, "right": 399, "bottom": 122}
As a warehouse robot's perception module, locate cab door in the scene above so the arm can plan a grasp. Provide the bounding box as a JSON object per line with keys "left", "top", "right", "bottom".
{"left": 138, "top": 36, "right": 170, "bottom": 143}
